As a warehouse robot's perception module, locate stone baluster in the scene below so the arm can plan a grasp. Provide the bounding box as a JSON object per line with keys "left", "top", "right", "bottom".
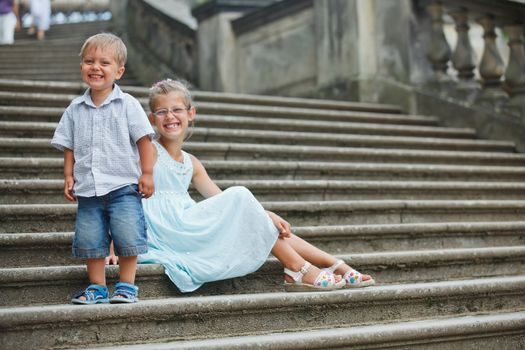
{"left": 503, "top": 24, "right": 525, "bottom": 110}
{"left": 426, "top": 2, "right": 451, "bottom": 81}
{"left": 477, "top": 15, "right": 507, "bottom": 100}
{"left": 450, "top": 7, "right": 477, "bottom": 82}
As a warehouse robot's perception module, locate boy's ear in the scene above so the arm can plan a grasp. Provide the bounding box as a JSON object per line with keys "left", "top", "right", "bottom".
{"left": 147, "top": 112, "right": 155, "bottom": 125}
{"left": 116, "top": 66, "right": 125, "bottom": 79}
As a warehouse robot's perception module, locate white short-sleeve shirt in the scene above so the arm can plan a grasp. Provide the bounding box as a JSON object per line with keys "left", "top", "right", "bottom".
{"left": 51, "top": 84, "right": 155, "bottom": 197}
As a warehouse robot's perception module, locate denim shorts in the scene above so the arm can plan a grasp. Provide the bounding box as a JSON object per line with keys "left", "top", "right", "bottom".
{"left": 73, "top": 184, "right": 148, "bottom": 259}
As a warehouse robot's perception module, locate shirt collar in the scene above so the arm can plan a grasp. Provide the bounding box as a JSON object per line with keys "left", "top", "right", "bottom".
{"left": 74, "top": 83, "right": 124, "bottom": 108}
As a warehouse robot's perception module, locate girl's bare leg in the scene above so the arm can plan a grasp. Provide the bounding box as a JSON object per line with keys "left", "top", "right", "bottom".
{"left": 271, "top": 237, "right": 330, "bottom": 284}
{"left": 285, "top": 233, "right": 373, "bottom": 281}
{"left": 283, "top": 234, "right": 337, "bottom": 266}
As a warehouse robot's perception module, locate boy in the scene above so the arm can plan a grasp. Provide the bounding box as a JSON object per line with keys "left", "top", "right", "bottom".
{"left": 51, "top": 33, "right": 155, "bottom": 304}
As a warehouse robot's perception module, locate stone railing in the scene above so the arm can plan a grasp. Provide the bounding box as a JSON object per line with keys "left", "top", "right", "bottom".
{"left": 111, "top": 0, "right": 525, "bottom": 151}
{"left": 111, "top": 0, "right": 198, "bottom": 86}
{"left": 422, "top": 0, "right": 525, "bottom": 114}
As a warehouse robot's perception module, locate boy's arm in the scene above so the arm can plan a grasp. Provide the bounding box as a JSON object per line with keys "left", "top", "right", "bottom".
{"left": 63, "top": 148, "right": 76, "bottom": 202}
{"left": 137, "top": 136, "right": 155, "bottom": 198}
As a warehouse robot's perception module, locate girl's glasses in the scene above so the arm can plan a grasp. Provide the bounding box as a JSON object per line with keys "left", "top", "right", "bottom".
{"left": 153, "top": 106, "right": 190, "bottom": 119}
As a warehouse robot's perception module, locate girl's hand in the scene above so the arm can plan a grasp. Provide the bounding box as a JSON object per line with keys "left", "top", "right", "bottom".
{"left": 267, "top": 211, "right": 291, "bottom": 238}
{"left": 106, "top": 242, "right": 118, "bottom": 265}
{"left": 64, "top": 175, "right": 76, "bottom": 202}
{"left": 138, "top": 173, "right": 154, "bottom": 198}
{"left": 105, "top": 254, "right": 119, "bottom": 265}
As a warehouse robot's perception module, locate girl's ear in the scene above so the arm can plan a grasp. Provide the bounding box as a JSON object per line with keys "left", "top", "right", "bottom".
{"left": 147, "top": 112, "right": 155, "bottom": 125}
{"left": 188, "top": 106, "right": 196, "bottom": 122}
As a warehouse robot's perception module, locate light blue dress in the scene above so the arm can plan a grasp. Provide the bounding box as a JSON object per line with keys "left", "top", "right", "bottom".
{"left": 138, "top": 142, "right": 279, "bottom": 292}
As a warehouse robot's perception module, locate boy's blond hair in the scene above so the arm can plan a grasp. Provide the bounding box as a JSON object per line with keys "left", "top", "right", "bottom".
{"left": 79, "top": 33, "right": 127, "bottom": 67}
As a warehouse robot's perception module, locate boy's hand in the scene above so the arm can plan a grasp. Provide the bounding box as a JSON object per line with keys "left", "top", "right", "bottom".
{"left": 138, "top": 173, "right": 154, "bottom": 198}
{"left": 64, "top": 175, "right": 76, "bottom": 202}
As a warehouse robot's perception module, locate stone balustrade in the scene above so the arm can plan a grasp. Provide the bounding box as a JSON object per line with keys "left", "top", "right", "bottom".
{"left": 423, "top": 0, "right": 525, "bottom": 111}
{"left": 49, "top": 0, "right": 110, "bottom": 12}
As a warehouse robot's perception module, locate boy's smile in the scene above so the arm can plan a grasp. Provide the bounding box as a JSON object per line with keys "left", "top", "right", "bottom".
{"left": 80, "top": 46, "right": 125, "bottom": 103}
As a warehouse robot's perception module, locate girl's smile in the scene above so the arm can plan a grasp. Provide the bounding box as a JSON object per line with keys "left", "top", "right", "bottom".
{"left": 163, "top": 120, "right": 182, "bottom": 131}
{"left": 150, "top": 92, "right": 195, "bottom": 141}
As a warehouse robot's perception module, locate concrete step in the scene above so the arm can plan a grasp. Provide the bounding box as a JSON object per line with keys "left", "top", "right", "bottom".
{"left": 1, "top": 276, "right": 524, "bottom": 349}
{"left": 3, "top": 200, "right": 525, "bottom": 232}
{"left": 193, "top": 101, "right": 435, "bottom": 125}
{"left": 0, "top": 122, "right": 512, "bottom": 152}
{"left": 0, "top": 74, "right": 139, "bottom": 85}
{"left": 0, "top": 67, "right": 88, "bottom": 75}
{"left": 0, "top": 58, "right": 80, "bottom": 66}
{"left": 3, "top": 222, "right": 525, "bottom": 267}
{"left": 0, "top": 78, "right": 402, "bottom": 113}
{"left": 1, "top": 138, "right": 523, "bottom": 166}
{"left": 2, "top": 157, "right": 525, "bottom": 181}
{"left": 1, "top": 243, "right": 524, "bottom": 300}
{"left": 86, "top": 311, "right": 525, "bottom": 350}
{"left": 0, "top": 107, "right": 477, "bottom": 139}
{"left": 12, "top": 20, "right": 111, "bottom": 40}
{"left": 4, "top": 221, "right": 525, "bottom": 267}
{"left": 0, "top": 47, "right": 81, "bottom": 55}
{"left": 12, "top": 36, "right": 103, "bottom": 46}
{"left": 3, "top": 179, "right": 525, "bottom": 204}
{"left": 0, "top": 91, "right": 433, "bottom": 125}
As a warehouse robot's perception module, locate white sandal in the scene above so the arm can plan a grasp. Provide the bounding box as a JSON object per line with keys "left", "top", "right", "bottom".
{"left": 284, "top": 261, "right": 345, "bottom": 292}
{"left": 325, "top": 259, "right": 375, "bottom": 288}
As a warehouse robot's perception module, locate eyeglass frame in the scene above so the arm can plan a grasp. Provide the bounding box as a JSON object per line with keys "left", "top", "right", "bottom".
{"left": 152, "top": 105, "right": 192, "bottom": 119}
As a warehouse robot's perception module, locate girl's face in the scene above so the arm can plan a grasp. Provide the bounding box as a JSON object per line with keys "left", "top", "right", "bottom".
{"left": 150, "top": 92, "right": 195, "bottom": 142}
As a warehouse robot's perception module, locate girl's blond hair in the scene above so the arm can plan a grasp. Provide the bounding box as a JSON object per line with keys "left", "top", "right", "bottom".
{"left": 148, "top": 78, "right": 193, "bottom": 112}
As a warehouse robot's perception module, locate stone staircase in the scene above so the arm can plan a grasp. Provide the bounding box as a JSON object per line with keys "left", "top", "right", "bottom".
{"left": 0, "top": 21, "right": 140, "bottom": 86}
{"left": 1, "top": 21, "right": 525, "bottom": 350}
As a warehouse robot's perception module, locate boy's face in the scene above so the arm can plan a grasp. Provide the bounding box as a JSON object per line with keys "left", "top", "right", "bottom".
{"left": 80, "top": 45, "right": 125, "bottom": 94}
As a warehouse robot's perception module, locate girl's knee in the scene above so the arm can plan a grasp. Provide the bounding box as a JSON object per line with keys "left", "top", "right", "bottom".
{"left": 228, "top": 186, "right": 255, "bottom": 200}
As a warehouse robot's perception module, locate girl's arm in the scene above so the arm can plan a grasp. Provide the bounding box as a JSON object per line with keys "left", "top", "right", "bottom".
{"left": 63, "top": 148, "right": 76, "bottom": 202}
{"left": 137, "top": 136, "right": 156, "bottom": 198}
{"left": 190, "top": 154, "right": 222, "bottom": 199}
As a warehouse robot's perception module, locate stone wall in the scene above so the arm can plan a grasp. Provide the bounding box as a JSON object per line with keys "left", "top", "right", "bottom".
{"left": 111, "top": 0, "right": 197, "bottom": 86}
{"left": 235, "top": 4, "right": 316, "bottom": 95}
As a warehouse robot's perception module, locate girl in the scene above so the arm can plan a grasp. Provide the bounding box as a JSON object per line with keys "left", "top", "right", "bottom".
{"left": 122, "top": 79, "right": 375, "bottom": 292}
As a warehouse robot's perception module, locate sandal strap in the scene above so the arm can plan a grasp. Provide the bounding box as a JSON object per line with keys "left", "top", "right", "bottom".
{"left": 325, "top": 259, "right": 345, "bottom": 273}
{"left": 112, "top": 282, "right": 139, "bottom": 299}
{"left": 73, "top": 284, "right": 108, "bottom": 301}
{"left": 343, "top": 268, "right": 363, "bottom": 284}
{"left": 284, "top": 261, "right": 311, "bottom": 282}
{"left": 313, "top": 270, "right": 337, "bottom": 288}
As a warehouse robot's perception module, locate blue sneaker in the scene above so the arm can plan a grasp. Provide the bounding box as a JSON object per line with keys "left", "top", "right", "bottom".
{"left": 109, "top": 282, "right": 139, "bottom": 304}
{"left": 71, "top": 284, "right": 109, "bottom": 305}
